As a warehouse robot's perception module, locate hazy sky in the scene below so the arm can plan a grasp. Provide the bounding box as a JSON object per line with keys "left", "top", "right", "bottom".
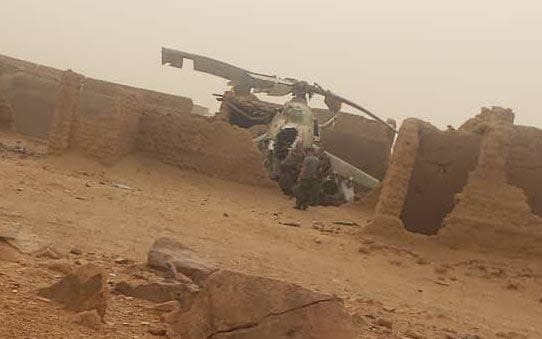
{"left": 1, "top": 1, "right": 541, "bottom": 128}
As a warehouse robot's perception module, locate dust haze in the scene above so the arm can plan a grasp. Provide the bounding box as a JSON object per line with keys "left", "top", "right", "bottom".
{"left": 2, "top": 0, "right": 541, "bottom": 128}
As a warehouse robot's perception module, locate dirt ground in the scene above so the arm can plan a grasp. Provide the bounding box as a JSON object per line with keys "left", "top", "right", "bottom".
{"left": 1, "top": 130, "right": 541, "bottom": 338}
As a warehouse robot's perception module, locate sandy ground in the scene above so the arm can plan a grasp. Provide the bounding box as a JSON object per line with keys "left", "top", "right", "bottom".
{"left": 1, "top": 130, "right": 541, "bottom": 338}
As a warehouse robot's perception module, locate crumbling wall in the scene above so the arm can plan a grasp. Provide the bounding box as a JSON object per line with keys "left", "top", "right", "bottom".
{"left": 137, "top": 112, "right": 271, "bottom": 186}
{"left": 320, "top": 113, "right": 395, "bottom": 180}
{"left": 400, "top": 125, "right": 481, "bottom": 234}
{"left": 438, "top": 108, "right": 541, "bottom": 250}
{"left": 371, "top": 107, "right": 542, "bottom": 251}
{"left": 374, "top": 118, "right": 422, "bottom": 220}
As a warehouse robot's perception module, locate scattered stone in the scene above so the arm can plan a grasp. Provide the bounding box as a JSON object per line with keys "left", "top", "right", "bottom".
{"left": 85, "top": 183, "right": 92, "bottom": 188}
{"left": 0, "top": 240, "right": 21, "bottom": 262}
{"left": 333, "top": 221, "right": 359, "bottom": 227}
{"left": 148, "top": 326, "right": 168, "bottom": 336}
{"left": 405, "top": 330, "right": 426, "bottom": 339}
{"left": 505, "top": 282, "right": 520, "bottom": 290}
{"left": 47, "top": 261, "right": 74, "bottom": 275}
{"left": 434, "top": 265, "right": 448, "bottom": 275}
{"left": 416, "top": 257, "right": 430, "bottom": 265}
{"left": 352, "top": 313, "right": 369, "bottom": 327}
{"left": 152, "top": 300, "right": 180, "bottom": 313}
{"left": 147, "top": 237, "right": 218, "bottom": 285}
{"left": 383, "top": 306, "right": 396, "bottom": 313}
{"left": 33, "top": 245, "right": 63, "bottom": 260}
{"left": 463, "top": 335, "right": 482, "bottom": 339}
{"left": 112, "top": 183, "right": 133, "bottom": 190}
{"left": 36, "top": 296, "right": 51, "bottom": 303}
{"left": 70, "top": 248, "right": 82, "bottom": 255}
{"left": 114, "top": 257, "right": 134, "bottom": 265}
{"left": 74, "top": 310, "right": 102, "bottom": 329}
{"left": 115, "top": 280, "right": 197, "bottom": 303}
{"left": 37, "top": 264, "right": 108, "bottom": 319}
{"left": 279, "top": 221, "right": 301, "bottom": 227}
{"left": 314, "top": 238, "right": 322, "bottom": 244}
{"left": 140, "top": 321, "right": 150, "bottom": 326}
{"left": 358, "top": 246, "right": 371, "bottom": 254}
{"left": 167, "top": 270, "right": 356, "bottom": 339}
{"left": 375, "top": 318, "right": 393, "bottom": 329}
{"left": 223, "top": 213, "right": 229, "bottom": 217}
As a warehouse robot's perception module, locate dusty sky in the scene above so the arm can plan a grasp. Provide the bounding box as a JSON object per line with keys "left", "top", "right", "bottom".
{"left": 1, "top": 0, "right": 541, "bottom": 128}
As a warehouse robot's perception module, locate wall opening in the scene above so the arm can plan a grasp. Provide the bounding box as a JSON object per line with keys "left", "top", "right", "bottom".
{"left": 400, "top": 126, "right": 481, "bottom": 235}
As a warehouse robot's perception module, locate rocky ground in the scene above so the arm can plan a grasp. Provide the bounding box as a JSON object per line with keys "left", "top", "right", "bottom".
{"left": 1, "top": 130, "right": 541, "bottom": 338}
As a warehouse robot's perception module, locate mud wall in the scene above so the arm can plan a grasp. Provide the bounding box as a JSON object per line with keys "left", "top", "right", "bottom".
{"left": 68, "top": 79, "right": 141, "bottom": 163}
{"left": 400, "top": 126, "right": 481, "bottom": 234}
{"left": 374, "top": 118, "right": 422, "bottom": 219}
{"left": 320, "top": 113, "right": 395, "bottom": 180}
{"left": 0, "top": 93, "right": 14, "bottom": 128}
{"left": 137, "top": 112, "right": 271, "bottom": 186}
{"left": 371, "top": 107, "right": 542, "bottom": 251}
{"left": 1, "top": 53, "right": 271, "bottom": 186}
{"left": 506, "top": 125, "right": 542, "bottom": 217}
{"left": 0, "top": 54, "right": 192, "bottom": 142}
{"left": 0, "top": 73, "right": 59, "bottom": 138}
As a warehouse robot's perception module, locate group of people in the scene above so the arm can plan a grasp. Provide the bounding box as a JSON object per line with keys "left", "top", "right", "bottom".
{"left": 278, "top": 145, "right": 353, "bottom": 210}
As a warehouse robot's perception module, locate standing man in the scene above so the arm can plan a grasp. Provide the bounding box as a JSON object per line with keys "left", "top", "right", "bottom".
{"left": 295, "top": 147, "right": 320, "bottom": 210}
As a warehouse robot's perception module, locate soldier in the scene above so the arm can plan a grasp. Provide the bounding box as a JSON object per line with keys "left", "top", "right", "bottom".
{"left": 294, "top": 147, "right": 320, "bottom": 210}
{"left": 278, "top": 142, "right": 305, "bottom": 196}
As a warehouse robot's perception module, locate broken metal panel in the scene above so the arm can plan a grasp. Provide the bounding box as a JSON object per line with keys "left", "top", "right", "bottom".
{"left": 325, "top": 151, "right": 380, "bottom": 189}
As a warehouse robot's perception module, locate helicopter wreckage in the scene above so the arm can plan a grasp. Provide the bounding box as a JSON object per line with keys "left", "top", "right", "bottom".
{"left": 162, "top": 47, "right": 396, "bottom": 205}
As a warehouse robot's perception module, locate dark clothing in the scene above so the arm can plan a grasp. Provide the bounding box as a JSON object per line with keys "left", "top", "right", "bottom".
{"left": 299, "top": 155, "right": 320, "bottom": 180}
{"left": 295, "top": 155, "right": 321, "bottom": 209}
{"left": 295, "top": 178, "right": 319, "bottom": 210}
{"left": 317, "top": 152, "right": 332, "bottom": 179}
{"left": 278, "top": 149, "right": 304, "bottom": 196}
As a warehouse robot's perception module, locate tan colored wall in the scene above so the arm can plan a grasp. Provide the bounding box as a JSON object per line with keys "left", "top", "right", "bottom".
{"left": 1, "top": 54, "right": 271, "bottom": 186}
{"left": 371, "top": 107, "right": 542, "bottom": 250}
{"left": 137, "top": 111, "right": 271, "bottom": 186}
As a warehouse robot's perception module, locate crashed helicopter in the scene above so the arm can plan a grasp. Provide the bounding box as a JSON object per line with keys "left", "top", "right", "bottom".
{"left": 161, "top": 47, "right": 396, "bottom": 203}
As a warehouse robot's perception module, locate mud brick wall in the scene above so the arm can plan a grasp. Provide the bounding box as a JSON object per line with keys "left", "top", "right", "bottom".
{"left": 0, "top": 71, "right": 60, "bottom": 138}
{"left": 68, "top": 79, "right": 141, "bottom": 164}
{"left": 374, "top": 118, "right": 422, "bottom": 219}
{"left": 0, "top": 54, "right": 193, "bottom": 143}
{"left": 48, "top": 71, "right": 84, "bottom": 152}
{"left": 399, "top": 126, "right": 481, "bottom": 234}
{"left": 373, "top": 107, "right": 542, "bottom": 249}
{"left": 438, "top": 108, "right": 541, "bottom": 249}
{"left": 321, "top": 113, "right": 395, "bottom": 180}
{"left": 137, "top": 112, "right": 271, "bottom": 186}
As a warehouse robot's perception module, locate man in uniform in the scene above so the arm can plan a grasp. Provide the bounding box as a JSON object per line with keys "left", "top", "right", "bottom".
{"left": 278, "top": 142, "right": 305, "bottom": 196}
{"left": 294, "top": 147, "right": 321, "bottom": 210}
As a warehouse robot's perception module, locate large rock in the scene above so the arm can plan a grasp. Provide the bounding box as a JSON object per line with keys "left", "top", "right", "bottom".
{"left": 38, "top": 264, "right": 108, "bottom": 319}
{"left": 0, "top": 240, "right": 21, "bottom": 262}
{"left": 147, "top": 237, "right": 218, "bottom": 285}
{"left": 168, "top": 270, "right": 356, "bottom": 339}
